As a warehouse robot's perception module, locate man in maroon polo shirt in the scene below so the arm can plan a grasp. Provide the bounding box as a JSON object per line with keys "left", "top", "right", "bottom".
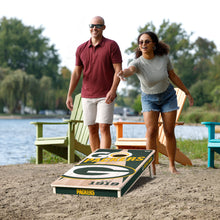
{"left": 66, "top": 16, "right": 122, "bottom": 152}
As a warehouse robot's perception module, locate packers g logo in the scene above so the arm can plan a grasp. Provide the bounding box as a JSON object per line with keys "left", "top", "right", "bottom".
{"left": 87, "top": 151, "right": 133, "bottom": 159}
{"left": 62, "top": 164, "right": 135, "bottom": 179}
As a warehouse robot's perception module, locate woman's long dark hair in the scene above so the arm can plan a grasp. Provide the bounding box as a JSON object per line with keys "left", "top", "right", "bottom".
{"left": 135, "top": 31, "right": 170, "bottom": 58}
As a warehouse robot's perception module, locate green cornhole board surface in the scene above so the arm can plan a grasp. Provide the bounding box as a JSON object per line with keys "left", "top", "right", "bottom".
{"left": 51, "top": 149, "right": 155, "bottom": 197}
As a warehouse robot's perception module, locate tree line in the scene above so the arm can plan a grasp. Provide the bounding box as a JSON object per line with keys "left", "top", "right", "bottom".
{"left": 0, "top": 17, "right": 219, "bottom": 114}
{"left": 0, "top": 17, "right": 81, "bottom": 114}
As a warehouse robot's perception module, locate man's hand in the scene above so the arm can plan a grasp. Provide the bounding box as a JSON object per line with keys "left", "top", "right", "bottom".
{"left": 105, "top": 91, "right": 117, "bottom": 104}
{"left": 66, "top": 96, "right": 73, "bottom": 111}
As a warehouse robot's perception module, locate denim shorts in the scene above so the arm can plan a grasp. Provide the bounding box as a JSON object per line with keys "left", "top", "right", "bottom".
{"left": 141, "top": 84, "right": 179, "bottom": 113}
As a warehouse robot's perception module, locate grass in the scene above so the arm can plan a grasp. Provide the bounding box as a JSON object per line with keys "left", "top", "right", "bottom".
{"left": 29, "top": 151, "right": 67, "bottom": 164}
{"left": 29, "top": 139, "right": 220, "bottom": 165}
{"left": 176, "top": 138, "right": 220, "bottom": 168}
{"left": 177, "top": 139, "right": 210, "bottom": 160}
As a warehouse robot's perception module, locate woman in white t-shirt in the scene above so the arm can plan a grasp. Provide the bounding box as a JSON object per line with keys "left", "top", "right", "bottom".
{"left": 118, "top": 31, "right": 194, "bottom": 174}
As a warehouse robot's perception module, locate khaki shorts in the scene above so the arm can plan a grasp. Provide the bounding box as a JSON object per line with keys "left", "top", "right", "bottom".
{"left": 82, "top": 97, "right": 115, "bottom": 126}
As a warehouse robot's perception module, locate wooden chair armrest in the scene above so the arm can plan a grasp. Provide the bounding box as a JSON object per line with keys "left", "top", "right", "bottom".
{"left": 114, "top": 120, "right": 184, "bottom": 140}
{"left": 31, "top": 121, "right": 68, "bottom": 139}
{"left": 113, "top": 121, "right": 145, "bottom": 139}
{"left": 176, "top": 121, "right": 184, "bottom": 125}
{"left": 201, "top": 121, "right": 220, "bottom": 140}
{"left": 113, "top": 121, "right": 145, "bottom": 125}
{"left": 30, "top": 121, "right": 68, "bottom": 125}
{"left": 201, "top": 122, "right": 220, "bottom": 126}
{"left": 113, "top": 121, "right": 184, "bottom": 126}
{"left": 64, "top": 119, "right": 83, "bottom": 123}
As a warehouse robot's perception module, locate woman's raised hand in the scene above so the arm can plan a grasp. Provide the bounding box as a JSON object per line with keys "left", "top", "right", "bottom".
{"left": 117, "top": 70, "right": 126, "bottom": 81}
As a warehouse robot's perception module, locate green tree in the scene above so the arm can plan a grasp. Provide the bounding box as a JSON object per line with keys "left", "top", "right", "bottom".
{"left": 26, "top": 74, "right": 40, "bottom": 111}
{"left": 174, "top": 52, "right": 195, "bottom": 88}
{"left": 193, "top": 37, "right": 217, "bottom": 60}
{"left": 0, "top": 17, "right": 60, "bottom": 85}
{"left": 211, "top": 85, "right": 220, "bottom": 110}
{"left": 0, "top": 67, "right": 11, "bottom": 81}
{"left": 38, "top": 76, "right": 55, "bottom": 111}
{"left": 189, "top": 52, "right": 220, "bottom": 108}
{"left": 132, "top": 94, "right": 142, "bottom": 114}
{"left": 190, "top": 80, "right": 213, "bottom": 106}
{"left": 192, "top": 37, "right": 217, "bottom": 82}
{"left": 0, "top": 69, "right": 37, "bottom": 113}
{"left": 157, "top": 20, "right": 193, "bottom": 62}
{"left": 54, "top": 67, "right": 71, "bottom": 109}
{"left": 208, "top": 53, "right": 220, "bottom": 83}
{"left": 54, "top": 66, "right": 83, "bottom": 110}
{"left": 115, "top": 95, "right": 126, "bottom": 107}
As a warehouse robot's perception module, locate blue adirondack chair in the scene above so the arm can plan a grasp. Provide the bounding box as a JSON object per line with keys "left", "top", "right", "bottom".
{"left": 201, "top": 122, "right": 220, "bottom": 168}
{"left": 31, "top": 93, "right": 91, "bottom": 164}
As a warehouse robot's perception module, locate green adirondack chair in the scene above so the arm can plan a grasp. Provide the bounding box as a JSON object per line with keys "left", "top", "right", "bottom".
{"left": 31, "top": 93, "right": 91, "bottom": 164}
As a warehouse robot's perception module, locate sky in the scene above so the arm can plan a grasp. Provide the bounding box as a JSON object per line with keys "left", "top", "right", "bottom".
{"left": 1, "top": 0, "right": 220, "bottom": 72}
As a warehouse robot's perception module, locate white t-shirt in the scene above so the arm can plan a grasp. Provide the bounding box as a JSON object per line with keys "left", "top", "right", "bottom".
{"left": 129, "top": 55, "right": 173, "bottom": 94}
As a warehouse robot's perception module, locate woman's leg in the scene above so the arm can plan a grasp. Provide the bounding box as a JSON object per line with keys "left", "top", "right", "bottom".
{"left": 143, "top": 111, "right": 160, "bottom": 175}
{"left": 161, "top": 110, "right": 179, "bottom": 174}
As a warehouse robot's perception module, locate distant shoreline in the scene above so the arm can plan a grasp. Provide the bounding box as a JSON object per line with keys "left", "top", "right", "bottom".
{"left": 0, "top": 114, "right": 67, "bottom": 119}
{"left": 1, "top": 114, "right": 218, "bottom": 129}
{"left": 0, "top": 114, "right": 204, "bottom": 126}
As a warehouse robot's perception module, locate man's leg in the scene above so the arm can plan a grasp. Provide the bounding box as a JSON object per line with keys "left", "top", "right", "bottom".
{"left": 99, "top": 123, "right": 111, "bottom": 149}
{"left": 82, "top": 98, "right": 100, "bottom": 152}
{"left": 96, "top": 98, "right": 114, "bottom": 149}
{"left": 88, "top": 124, "right": 100, "bottom": 152}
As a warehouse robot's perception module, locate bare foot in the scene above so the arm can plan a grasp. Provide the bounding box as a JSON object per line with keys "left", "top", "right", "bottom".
{"left": 169, "top": 166, "right": 180, "bottom": 174}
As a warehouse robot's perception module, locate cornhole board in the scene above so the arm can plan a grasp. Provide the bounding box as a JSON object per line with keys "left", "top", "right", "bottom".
{"left": 51, "top": 149, "right": 155, "bottom": 198}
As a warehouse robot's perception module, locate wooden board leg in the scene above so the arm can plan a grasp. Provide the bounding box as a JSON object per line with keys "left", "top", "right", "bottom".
{"left": 149, "top": 165, "right": 154, "bottom": 178}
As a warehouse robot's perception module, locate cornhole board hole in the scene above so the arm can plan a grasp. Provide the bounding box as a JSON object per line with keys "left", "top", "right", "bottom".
{"left": 51, "top": 149, "right": 155, "bottom": 198}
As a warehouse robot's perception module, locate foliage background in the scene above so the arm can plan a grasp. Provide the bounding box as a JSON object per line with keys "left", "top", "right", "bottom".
{"left": 0, "top": 18, "right": 220, "bottom": 120}
{"left": 0, "top": 17, "right": 82, "bottom": 114}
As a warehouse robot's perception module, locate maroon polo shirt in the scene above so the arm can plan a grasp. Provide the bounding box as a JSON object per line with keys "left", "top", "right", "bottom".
{"left": 75, "top": 37, "right": 122, "bottom": 98}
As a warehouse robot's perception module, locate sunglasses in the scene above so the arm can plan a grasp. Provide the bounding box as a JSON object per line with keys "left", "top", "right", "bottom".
{"left": 89, "top": 24, "right": 104, "bottom": 29}
{"left": 138, "top": 40, "right": 152, "bottom": 45}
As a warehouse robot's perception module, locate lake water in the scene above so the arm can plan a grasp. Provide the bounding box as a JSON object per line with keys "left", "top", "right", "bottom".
{"left": 0, "top": 118, "right": 219, "bottom": 166}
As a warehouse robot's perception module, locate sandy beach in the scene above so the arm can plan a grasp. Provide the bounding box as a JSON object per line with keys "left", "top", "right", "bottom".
{"left": 0, "top": 158, "right": 219, "bottom": 220}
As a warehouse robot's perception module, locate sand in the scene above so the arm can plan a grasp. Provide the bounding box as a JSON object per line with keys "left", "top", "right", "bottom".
{"left": 0, "top": 159, "right": 219, "bottom": 220}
